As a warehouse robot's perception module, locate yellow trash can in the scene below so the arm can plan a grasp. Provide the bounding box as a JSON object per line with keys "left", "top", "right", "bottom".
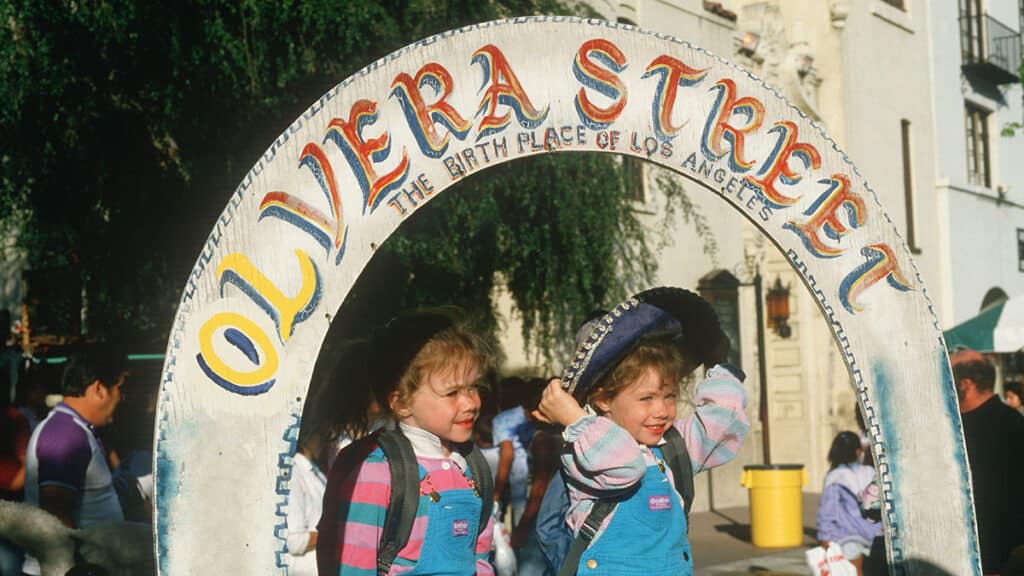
{"left": 740, "top": 464, "right": 807, "bottom": 548}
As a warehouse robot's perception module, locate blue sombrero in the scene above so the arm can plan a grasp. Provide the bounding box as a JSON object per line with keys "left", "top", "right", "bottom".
{"left": 561, "top": 298, "right": 682, "bottom": 399}
{"left": 561, "top": 287, "right": 722, "bottom": 400}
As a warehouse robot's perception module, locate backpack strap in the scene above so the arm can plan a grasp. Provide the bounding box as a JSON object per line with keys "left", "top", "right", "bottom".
{"left": 316, "top": 432, "right": 382, "bottom": 576}
{"left": 661, "top": 427, "right": 694, "bottom": 519}
{"left": 464, "top": 443, "right": 494, "bottom": 538}
{"left": 554, "top": 430, "right": 695, "bottom": 575}
{"left": 375, "top": 429, "right": 421, "bottom": 576}
{"left": 557, "top": 498, "right": 618, "bottom": 576}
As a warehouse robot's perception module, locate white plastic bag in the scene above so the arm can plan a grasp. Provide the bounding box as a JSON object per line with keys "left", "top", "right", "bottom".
{"left": 805, "top": 543, "right": 857, "bottom": 576}
{"left": 492, "top": 518, "right": 517, "bottom": 576}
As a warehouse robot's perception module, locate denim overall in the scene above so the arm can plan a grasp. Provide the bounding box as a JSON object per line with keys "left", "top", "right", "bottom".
{"left": 577, "top": 447, "right": 691, "bottom": 575}
{"left": 397, "top": 463, "right": 483, "bottom": 576}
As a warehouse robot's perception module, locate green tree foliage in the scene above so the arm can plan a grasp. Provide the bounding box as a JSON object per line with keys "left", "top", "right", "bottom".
{"left": 1, "top": 0, "right": 710, "bottom": 361}
{"left": 1003, "top": 59, "right": 1024, "bottom": 137}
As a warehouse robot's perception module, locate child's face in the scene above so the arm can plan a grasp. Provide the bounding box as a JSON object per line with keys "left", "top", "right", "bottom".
{"left": 594, "top": 366, "right": 678, "bottom": 446}
{"left": 399, "top": 360, "right": 482, "bottom": 445}
{"left": 1007, "top": 390, "right": 1022, "bottom": 410}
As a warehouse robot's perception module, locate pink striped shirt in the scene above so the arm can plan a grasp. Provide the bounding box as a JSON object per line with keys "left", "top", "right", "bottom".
{"left": 333, "top": 425, "right": 494, "bottom": 575}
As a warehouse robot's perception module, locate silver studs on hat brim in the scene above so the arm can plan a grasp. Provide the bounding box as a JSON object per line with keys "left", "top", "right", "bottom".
{"left": 561, "top": 298, "right": 639, "bottom": 396}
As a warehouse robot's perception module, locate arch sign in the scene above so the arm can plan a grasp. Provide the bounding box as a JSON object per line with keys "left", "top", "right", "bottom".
{"left": 155, "top": 17, "right": 979, "bottom": 575}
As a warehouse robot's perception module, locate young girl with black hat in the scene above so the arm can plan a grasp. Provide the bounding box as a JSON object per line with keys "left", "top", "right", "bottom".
{"left": 318, "top": 308, "right": 495, "bottom": 575}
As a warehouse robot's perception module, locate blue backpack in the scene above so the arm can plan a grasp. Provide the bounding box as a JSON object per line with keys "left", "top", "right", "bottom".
{"left": 534, "top": 427, "right": 694, "bottom": 576}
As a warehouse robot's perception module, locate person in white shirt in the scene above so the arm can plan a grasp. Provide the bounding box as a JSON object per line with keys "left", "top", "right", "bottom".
{"left": 287, "top": 425, "right": 329, "bottom": 576}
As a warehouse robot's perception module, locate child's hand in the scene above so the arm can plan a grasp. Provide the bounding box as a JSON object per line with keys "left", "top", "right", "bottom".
{"left": 533, "top": 379, "right": 586, "bottom": 427}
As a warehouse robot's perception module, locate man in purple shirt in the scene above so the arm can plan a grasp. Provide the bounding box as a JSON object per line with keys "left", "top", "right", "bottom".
{"left": 22, "top": 346, "right": 126, "bottom": 576}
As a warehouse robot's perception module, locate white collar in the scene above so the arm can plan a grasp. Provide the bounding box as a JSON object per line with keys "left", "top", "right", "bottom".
{"left": 398, "top": 422, "right": 468, "bottom": 470}
{"left": 53, "top": 402, "right": 94, "bottom": 430}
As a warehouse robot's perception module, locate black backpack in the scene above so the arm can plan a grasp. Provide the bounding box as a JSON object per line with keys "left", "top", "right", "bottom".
{"left": 316, "top": 428, "right": 493, "bottom": 576}
{"left": 535, "top": 426, "right": 694, "bottom": 576}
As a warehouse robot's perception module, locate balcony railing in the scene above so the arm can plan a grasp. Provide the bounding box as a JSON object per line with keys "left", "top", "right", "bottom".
{"left": 960, "top": 12, "right": 1021, "bottom": 84}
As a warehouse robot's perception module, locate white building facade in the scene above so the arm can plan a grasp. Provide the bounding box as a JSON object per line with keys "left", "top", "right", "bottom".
{"left": 496, "top": 0, "right": 1021, "bottom": 511}
{"left": 931, "top": 0, "right": 1024, "bottom": 324}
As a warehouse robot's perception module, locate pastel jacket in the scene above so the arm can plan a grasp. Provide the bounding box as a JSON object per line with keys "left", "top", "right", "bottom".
{"left": 561, "top": 365, "right": 749, "bottom": 539}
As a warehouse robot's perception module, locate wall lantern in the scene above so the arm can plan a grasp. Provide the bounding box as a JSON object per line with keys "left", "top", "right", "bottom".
{"left": 739, "top": 31, "right": 760, "bottom": 58}
{"left": 765, "top": 277, "right": 792, "bottom": 338}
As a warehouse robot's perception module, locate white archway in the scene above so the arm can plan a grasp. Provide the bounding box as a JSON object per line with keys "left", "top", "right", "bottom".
{"left": 154, "top": 17, "right": 979, "bottom": 575}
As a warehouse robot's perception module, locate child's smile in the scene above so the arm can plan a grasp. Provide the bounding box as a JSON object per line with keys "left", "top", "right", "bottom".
{"left": 595, "top": 367, "right": 678, "bottom": 446}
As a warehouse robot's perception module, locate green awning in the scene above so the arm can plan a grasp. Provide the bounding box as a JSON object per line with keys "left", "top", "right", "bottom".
{"left": 944, "top": 296, "right": 1024, "bottom": 353}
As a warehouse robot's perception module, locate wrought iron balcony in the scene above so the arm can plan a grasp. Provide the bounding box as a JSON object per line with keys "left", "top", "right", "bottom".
{"left": 960, "top": 12, "right": 1021, "bottom": 84}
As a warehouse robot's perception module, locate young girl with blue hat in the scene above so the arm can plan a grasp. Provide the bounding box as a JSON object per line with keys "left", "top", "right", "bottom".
{"left": 534, "top": 288, "right": 749, "bottom": 575}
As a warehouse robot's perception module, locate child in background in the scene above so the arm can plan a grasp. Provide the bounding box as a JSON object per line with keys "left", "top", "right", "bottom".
{"left": 1004, "top": 380, "right": 1023, "bottom": 414}
{"left": 309, "top": 338, "right": 386, "bottom": 472}
{"left": 473, "top": 413, "right": 499, "bottom": 485}
{"left": 492, "top": 376, "right": 533, "bottom": 527}
{"left": 816, "top": 431, "right": 882, "bottom": 576}
{"left": 286, "top": 422, "right": 330, "bottom": 576}
{"left": 535, "top": 290, "right": 749, "bottom": 575}
{"left": 512, "top": 377, "right": 560, "bottom": 576}
{"left": 321, "top": 309, "right": 494, "bottom": 575}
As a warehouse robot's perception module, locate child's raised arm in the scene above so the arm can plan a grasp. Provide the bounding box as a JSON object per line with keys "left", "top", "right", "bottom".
{"left": 674, "top": 365, "right": 749, "bottom": 474}
{"left": 535, "top": 379, "right": 646, "bottom": 492}
{"left": 562, "top": 413, "right": 648, "bottom": 491}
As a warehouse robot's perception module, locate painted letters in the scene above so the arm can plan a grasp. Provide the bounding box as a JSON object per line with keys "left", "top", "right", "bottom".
{"left": 745, "top": 121, "right": 821, "bottom": 208}
{"left": 259, "top": 143, "right": 347, "bottom": 264}
{"left": 196, "top": 312, "right": 279, "bottom": 396}
{"left": 391, "top": 63, "right": 473, "bottom": 158}
{"left": 700, "top": 79, "right": 765, "bottom": 172}
{"left": 642, "top": 55, "right": 708, "bottom": 140}
{"left": 784, "top": 175, "right": 866, "bottom": 258}
{"left": 573, "top": 39, "right": 628, "bottom": 130}
{"left": 325, "top": 100, "right": 410, "bottom": 213}
{"left": 472, "top": 44, "right": 549, "bottom": 139}
{"left": 216, "top": 250, "right": 322, "bottom": 344}
{"left": 839, "top": 243, "right": 912, "bottom": 313}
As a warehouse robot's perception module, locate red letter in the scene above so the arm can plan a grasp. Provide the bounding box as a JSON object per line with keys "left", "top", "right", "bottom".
{"left": 839, "top": 243, "right": 912, "bottom": 314}
{"left": 390, "top": 63, "right": 472, "bottom": 158}
{"left": 324, "top": 100, "right": 409, "bottom": 214}
{"left": 574, "top": 39, "right": 628, "bottom": 129}
{"left": 641, "top": 55, "right": 708, "bottom": 139}
{"left": 745, "top": 121, "right": 822, "bottom": 207}
{"left": 783, "top": 174, "right": 866, "bottom": 258}
{"left": 259, "top": 143, "right": 347, "bottom": 264}
{"left": 472, "top": 44, "right": 549, "bottom": 138}
{"left": 700, "top": 79, "right": 765, "bottom": 172}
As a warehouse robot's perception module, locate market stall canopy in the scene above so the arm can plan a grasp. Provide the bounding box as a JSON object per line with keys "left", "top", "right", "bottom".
{"left": 944, "top": 295, "right": 1024, "bottom": 353}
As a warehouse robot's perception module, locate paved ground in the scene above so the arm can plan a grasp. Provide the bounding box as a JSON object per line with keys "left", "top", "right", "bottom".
{"left": 689, "top": 493, "right": 821, "bottom": 576}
